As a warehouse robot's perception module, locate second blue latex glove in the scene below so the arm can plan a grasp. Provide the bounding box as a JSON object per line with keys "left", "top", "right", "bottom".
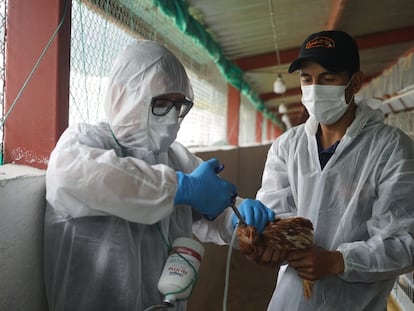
{"left": 174, "top": 158, "right": 237, "bottom": 219}
{"left": 232, "top": 199, "right": 275, "bottom": 233}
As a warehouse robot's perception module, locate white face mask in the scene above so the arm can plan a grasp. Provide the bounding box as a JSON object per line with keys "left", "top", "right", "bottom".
{"left": 148, "top": 109, "right": 180, "bottom": 152}
{"left": 301, "top": 79, "right": 353, "bottom": 125}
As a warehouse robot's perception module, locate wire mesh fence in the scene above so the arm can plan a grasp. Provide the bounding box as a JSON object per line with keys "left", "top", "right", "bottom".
{"left": 70, "top": 0, "right": 138, "bottom": 125}
{"left": 70, "top": 0, "right": 239, "bottom": 147}
{"left": 0, "top": 0, "right": 258, "bottom": 163}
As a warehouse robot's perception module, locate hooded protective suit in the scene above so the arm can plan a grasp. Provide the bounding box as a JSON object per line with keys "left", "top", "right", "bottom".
{"left": 262, "top": 101, "right": 414, "bottom": 311}
{"left": 44, "top": 40, "right": 234, "bottom": 311}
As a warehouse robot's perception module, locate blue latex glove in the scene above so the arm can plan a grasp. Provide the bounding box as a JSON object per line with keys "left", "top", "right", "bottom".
{"left": 174, "top": 158, "right": 237, "bottom": 219}
{"left": 232, "top": 199, "right": 275, "bottom": 233}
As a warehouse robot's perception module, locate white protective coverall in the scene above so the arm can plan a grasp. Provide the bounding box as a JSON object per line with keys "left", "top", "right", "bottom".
{"left": 44, "top": 40, "right": 234, "bottom": 311}
{"left": 262, "top": 101, "right": 414, "bottom": 311}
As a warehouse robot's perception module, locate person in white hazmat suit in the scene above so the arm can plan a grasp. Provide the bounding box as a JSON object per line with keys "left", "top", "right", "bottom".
{"left": 44, "top": 40, "right": 275, "bottom": 311}
{"left": 234, "top": 30, "right": 414, "bottom": 310}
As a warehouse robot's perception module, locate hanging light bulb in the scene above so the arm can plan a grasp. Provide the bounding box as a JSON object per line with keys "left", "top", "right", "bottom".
{"left": 268, "top": 0, "right": 287, "bottom": 95}
{"left": 281, "top": 114, "right": 292, "bottom": 129}
{"left": 273, "top": 74, "right": 286, "bottom": 94}
{"left": 278, "top": 103, "right": 287, "bottom": 114}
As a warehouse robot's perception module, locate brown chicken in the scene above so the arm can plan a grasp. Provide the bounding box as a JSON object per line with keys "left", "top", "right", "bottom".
{"left": 237, "top": 217, "right": 314, "bottom": 300}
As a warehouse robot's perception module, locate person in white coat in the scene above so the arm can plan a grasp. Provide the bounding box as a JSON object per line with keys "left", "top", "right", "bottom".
{"left": 236, "top": 30, "right": 414, "bottom": 310}
{"left": 44, "top": 40, "right": 274, "bottom": 311}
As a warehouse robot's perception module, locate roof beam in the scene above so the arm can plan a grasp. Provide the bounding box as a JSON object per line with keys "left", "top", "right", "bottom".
{"left": 234, "top": 25, "right": 414, "bottom": 71}
{"left": 356, "top": 25, "right": 414, "bottom": 50}
{"left": 234, "top": 47, "right": 299, "bottom": 71}
{"left": 326, "top": 0, "right": 348, "bottom": 30}
{"left": 260, "top": 88, "right": 301, "bottom": 101}
{"left": 261, "top": 74, "right": 376, "bottom": 101}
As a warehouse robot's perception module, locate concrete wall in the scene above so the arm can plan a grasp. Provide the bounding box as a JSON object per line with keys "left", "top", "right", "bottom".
{"left": 0, "top": 164, "right": 47, "bottom": 311}
{"left": 0, "top": 144, "right": 272, "bottom": 311}
{"left": 189, "top": 145, "right": 275, "bottom": 311}
{"left": 195, "top": 144, "right": 271, "bottom": 199}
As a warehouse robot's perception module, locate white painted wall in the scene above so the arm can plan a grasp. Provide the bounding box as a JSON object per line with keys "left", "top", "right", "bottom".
{"left": 0, "top": 164, "right": 47, "bottom": 311}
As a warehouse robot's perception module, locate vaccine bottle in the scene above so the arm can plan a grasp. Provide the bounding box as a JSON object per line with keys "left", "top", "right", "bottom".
{"left": 157, "top": 237, "right": 205, "bottom": 305}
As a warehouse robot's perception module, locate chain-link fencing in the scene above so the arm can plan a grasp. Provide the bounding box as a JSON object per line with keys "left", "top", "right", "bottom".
{"left": 70, "top": 0, "right": 236, "bottom": 147}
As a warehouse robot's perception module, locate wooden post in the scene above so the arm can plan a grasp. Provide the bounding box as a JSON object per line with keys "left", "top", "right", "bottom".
{"left": 4, "top": 0, "right": 71, "bottom": 169}
{"left": 227, "top": 84, "right": 241, "bottom": 145}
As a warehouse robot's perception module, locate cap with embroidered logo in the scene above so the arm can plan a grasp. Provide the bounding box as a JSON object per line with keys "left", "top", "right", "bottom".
{"left": 288, "top": 30, "right": 360, "bottom": 74}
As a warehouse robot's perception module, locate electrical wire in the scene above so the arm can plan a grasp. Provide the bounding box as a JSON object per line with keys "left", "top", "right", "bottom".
{"left": 0, "top": 0, "right": 69, "bottom": 130}
{"left": 268, "top": 0, "right": 281, "bottom": 66}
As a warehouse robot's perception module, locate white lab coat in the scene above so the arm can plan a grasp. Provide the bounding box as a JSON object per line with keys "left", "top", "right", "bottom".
{"left": 262, "top": 101, "right": 414, "bottom": 311}
{"left": 44, "top": 41, "right": 233, "bottom": 311}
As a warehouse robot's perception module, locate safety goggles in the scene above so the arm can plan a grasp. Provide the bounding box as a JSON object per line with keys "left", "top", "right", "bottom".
{"left": 151, "top": 97, "right": 194, "bottom": 119}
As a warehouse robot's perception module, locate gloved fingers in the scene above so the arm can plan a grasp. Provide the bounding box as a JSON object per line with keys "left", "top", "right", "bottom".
{"left": 267, "top": 209, "right": 276, "bottom": 222}
{"left": 215, "top": 178, "right": 237, "bottom": 206}
{"left": 238, "top": 199, "right": 272, "bottom": 233}
{"left": 231, "top": 198, "right": 248, "bottom": 228}
{"left": 243, "top": 206, "right": 259, "bottom": 226}
{"left": 252, "top": 208, "right": 267, "bottom": 233}
{"left": 202, "top": 179, "right": 237, "bottom": 220}
{"left": 226, "top": 183, "right": 237, "bottom": 204}
{"left": 205, "top": 158, "right": 220, "bottom": 171}
{"left": 186, "top": 158, "right": 238, "bottom": 219}
{"left": 238, "top": 198, "right": 259, "bottom": 224}
{"left": 191, "top": 158, "right": 218, "bottom": 178}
